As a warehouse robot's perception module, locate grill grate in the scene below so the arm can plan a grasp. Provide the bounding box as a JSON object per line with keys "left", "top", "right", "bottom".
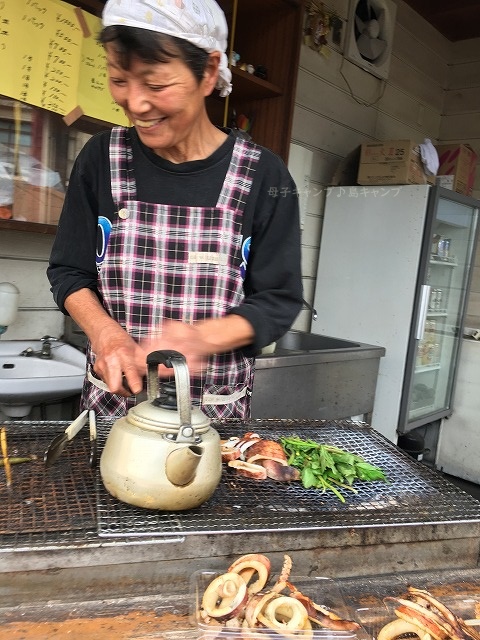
{"left": 1, "top": 419, "right": 479, "bottom": 549}
{"left": 95, "top": 419, "right": 480, "bottom": 538}
{"left": 0, "top": 421, "right": 97, "bottom": 548}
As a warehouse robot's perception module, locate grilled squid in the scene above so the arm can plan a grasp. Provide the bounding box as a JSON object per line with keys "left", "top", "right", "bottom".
{"left": 378, "top": 618, "right": 431, "bottom": 640}
{"left": 287, "top": 583, "right": 361, "bottom": 632}
{"left": 228, "top": 553, "right": 271, "bottom": 595}
{"left": 199, "top": 553, "right": 361, "bottom": 637}
{"left": 378, "top": 587, "right": 480, "bottom": 640}
{"left": 201, "top": 571, "right": 248, "bottom": 622}
{"left": 244, "top": 590, "right": 280, "bottom": 627}
{"left": 260, "top": 595, "right": 309, "bottom": 628}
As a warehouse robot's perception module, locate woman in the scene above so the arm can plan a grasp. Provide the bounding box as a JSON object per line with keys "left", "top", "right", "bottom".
{"left": 47, "top": 0, "right": 302, "bottom": 419}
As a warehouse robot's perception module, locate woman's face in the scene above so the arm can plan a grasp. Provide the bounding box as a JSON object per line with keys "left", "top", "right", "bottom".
{"left": 106, "top": 44, "right": 217, "bottom": 156}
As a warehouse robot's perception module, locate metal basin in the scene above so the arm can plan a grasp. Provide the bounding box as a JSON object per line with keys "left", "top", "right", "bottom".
{"left": 252, "top": 330, "right": 385, "bottom": 421}
{"left": 276, "top": 332, "right": 361, "bottom": 352}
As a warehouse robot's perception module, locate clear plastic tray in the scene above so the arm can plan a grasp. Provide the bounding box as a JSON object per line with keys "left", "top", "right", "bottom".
{"left": 191, "top": 571, "right": 365, "bottom": 640}
{"left": 353, "top": 592, "right": 480, "bottom": 640}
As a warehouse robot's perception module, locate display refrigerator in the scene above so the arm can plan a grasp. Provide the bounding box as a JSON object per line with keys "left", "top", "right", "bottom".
{"left": 311, "top": 184, "right": 479, "bottom": 443}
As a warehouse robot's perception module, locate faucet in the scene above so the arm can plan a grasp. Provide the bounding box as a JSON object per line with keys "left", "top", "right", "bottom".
{"left": 19, "top": 347, "right": 35, "bottom": 357}
{"left": 302, "top": 298, "right": 318, "bottom": 321}
{"left": 39, "top": 335, "right": 59, "bottom": 359}
{"left": 18, "top": 336, "right": 60, "bottom": 358}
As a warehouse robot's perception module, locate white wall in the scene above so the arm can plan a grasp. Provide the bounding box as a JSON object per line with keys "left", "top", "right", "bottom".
{"left": 290, "top": 0, "right": 480, "bottom": 333}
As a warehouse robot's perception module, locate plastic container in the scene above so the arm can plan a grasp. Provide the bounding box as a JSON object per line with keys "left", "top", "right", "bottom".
{"left": 354, "top": 590, "right": 480, "bottom": 640}
{"left": 191, "top": 571, "right": 363, "bottom": 640}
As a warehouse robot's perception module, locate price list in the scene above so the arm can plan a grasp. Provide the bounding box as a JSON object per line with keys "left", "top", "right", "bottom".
{"left": 0, "top": 0, "right": 127, "bottom": 125}
{"left": 0, "top": 0, "right": 81, "bottom": 115}
{"left": 76, "top": 10, "right": 128, "bottom": 126}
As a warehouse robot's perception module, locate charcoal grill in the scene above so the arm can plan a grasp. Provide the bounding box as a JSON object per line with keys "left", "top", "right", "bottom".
{"left": 1, "top": 418, "right": 480, "bottom": 550}
{"left": 0, "top": 421, "right": 97, "bottom": 549}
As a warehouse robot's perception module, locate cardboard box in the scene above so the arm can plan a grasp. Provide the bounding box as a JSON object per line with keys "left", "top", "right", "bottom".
{"left": 357, "top": 139, "right": 427, "bottom": 186}
{"left": 12, "top": 178, "right": 65, "bottom": 224}
{"left": 359, "top": 139, "right": 419, "bottom": 164}
{"left": 434, "top": 143, "right": 477, "bottom": 196}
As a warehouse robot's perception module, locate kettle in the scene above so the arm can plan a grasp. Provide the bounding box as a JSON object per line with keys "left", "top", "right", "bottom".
{"left": 100, "top": 350, "right": 222, "bottom": 510}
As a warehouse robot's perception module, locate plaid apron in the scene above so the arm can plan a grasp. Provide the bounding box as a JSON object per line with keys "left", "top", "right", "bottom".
{"left": 81, "top": 127, "right": 260, "bottom": 419}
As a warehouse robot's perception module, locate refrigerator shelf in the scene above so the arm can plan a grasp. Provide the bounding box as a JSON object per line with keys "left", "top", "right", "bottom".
{"left": 430, "top": 257, "right": 458, "bottom": 267}
{"left": 410, "top": 403, "right": 435, "bottom": 418}
{"left": 415, "top": 364, "right": 441, "bottom": 373}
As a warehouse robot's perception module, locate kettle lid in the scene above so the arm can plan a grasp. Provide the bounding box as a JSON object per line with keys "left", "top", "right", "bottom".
{"left": 127, "top": 350, "right": 210, "bottom": 434}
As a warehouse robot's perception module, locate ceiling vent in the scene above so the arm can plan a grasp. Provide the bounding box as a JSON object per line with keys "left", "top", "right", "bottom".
{"left": 344, "top": 0, "right": 397, "bottom": 80}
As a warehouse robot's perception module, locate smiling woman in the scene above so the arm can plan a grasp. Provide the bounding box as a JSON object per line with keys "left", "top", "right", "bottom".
{"left": 47, "top": 0, "right": 303, "bottom": 422}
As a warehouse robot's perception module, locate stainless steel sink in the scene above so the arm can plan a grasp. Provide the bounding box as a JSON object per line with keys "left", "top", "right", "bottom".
{"left": 252, "top": 330, "right": 385, "bottom": 421}
{"left": 276, "top": 332, "right": 361, "bottom": 351}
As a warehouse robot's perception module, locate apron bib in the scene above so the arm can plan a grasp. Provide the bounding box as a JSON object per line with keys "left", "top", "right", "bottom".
{"left": 82, "top": 127, "right": 261, "bottom": 420}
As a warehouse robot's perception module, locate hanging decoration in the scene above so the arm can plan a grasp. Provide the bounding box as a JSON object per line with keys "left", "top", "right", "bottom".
{"left": 304, "top": 2, "right": 336, "bottom": 57}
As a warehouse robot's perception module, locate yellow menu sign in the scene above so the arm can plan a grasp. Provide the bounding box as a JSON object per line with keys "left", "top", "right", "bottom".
{"left": 76, "top": 10, "right": 128, "bottom": 127}
{"left": 0, "top": 0, "right": 127, "bottom": 126}
{"left": 0, "top": 0, "right": 81, "bottom": 114}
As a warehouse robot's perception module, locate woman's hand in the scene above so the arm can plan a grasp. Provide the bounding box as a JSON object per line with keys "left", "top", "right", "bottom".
{"left": 65, "top": 289, "right": 146, "bottom": 396}
{"left": 141, "top": 315, "right": 255, "bottom": 376}
{"left": 90, "top": 322, "right": 146, "bottom": 395}
{"left": 65, "top": 288, "right": 255, "bottom": 393}
{"left": 140, "top": 320, "right": 208, "bottom": 376}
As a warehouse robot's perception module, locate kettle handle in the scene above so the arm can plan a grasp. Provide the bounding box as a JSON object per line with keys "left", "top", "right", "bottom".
{"left": 146, "top": 350, "right": 194, "bottom": 440}
{"left": 146, "top": 349, "right": 186, "bottom": 371}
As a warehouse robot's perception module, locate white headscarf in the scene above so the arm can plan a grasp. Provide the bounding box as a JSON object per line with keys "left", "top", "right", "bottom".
{"left": 102, "top": 0, "right": 232, "bottom": 97}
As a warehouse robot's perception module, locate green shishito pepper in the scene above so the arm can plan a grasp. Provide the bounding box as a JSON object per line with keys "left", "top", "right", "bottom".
{"left": 279, "top": 436, "right": 388, "bottom": 503}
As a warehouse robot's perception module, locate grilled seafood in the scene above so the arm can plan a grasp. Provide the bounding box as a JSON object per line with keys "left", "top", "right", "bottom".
{"left": 222, "top": 432, "right": 300, "bottom": 482}
{"left": 198, "top": 553, "right": 360, "bottom": 637}
{"left": 378, "top": 586, "right": 480, "bottom": 640}
{"left": 228, "top": 553, "right": 271, "bottom": 595}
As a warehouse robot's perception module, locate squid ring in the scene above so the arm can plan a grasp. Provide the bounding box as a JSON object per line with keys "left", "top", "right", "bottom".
{"left": 259, "top": 595, "right": 309, "bottom": 631}
{"left": 378, "top": 618, "right": 431, "bottom": 640}
{"left": 244, "top": 591, "right": 279, "bottom": 628}
{"left": 201, "top": 572, "right": 248, "bottom": 622}
{"left": 228, "top": 558, "right": 271, "bottom": 595}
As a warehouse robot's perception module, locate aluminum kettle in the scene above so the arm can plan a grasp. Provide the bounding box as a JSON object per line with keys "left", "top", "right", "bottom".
{"left": 99, "top": 350, "right": 222, "bottom": 510}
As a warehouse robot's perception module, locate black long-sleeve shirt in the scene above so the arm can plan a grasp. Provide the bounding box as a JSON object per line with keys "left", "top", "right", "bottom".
{"left": 47, "top": 128, "right": 303, "bottom": 354}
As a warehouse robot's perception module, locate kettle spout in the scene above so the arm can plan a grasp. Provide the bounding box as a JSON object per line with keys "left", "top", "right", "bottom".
{"left": 165, "top": 445, "right": 203, "bottom": 486}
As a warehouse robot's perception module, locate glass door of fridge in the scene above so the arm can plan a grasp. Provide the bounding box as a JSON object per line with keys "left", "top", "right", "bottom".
{"left": 406, "top": 190, "right": 479, "bottom": 429}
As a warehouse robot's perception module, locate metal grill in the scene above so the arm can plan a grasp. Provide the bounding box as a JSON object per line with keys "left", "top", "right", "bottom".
{"left": 95, "top": 419, "right": 480, "bottom": 538}
{"left": 2, "top": 419, "right": 479, "bottom": 548}
{"left": 0, "top": 421, "right": 97, "bottom": 549}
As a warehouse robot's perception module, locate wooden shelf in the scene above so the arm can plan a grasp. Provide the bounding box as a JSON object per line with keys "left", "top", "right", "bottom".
{"left": 0, "top": 219, "right": 56, "bottom": 235}
{"left": 230, "top": 67, "right": 282, "bottom": 100}
{"left": 219, "top": 0, "right": 304, "bottom": 160}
